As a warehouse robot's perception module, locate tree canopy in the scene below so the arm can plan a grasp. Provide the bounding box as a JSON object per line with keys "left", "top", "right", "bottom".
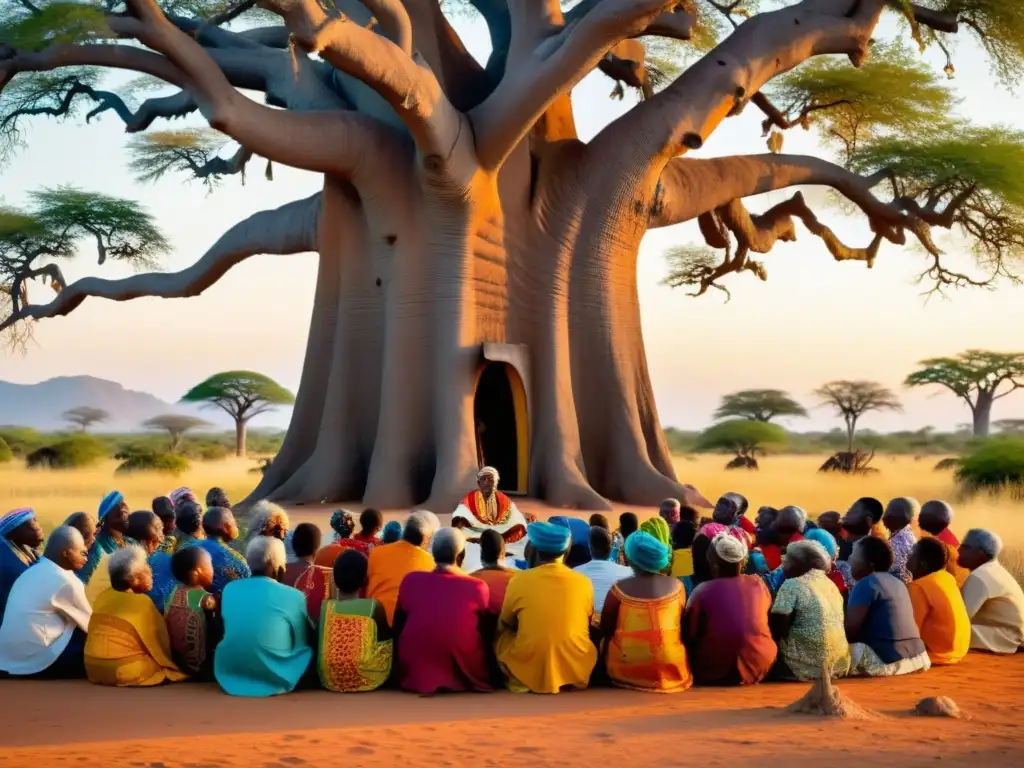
{"left": 142, "top": 413, "right": 212, "bottom": 451}
{"left": 696, "top": 418, "right": 787, "bottom": 458}
{"left": 814, "top": 380, "right": 902, "bottom": 452}
{"left": 713, "top": 389, "right": 808, "bottom": 423}
{"left": 61, "top": 404, "right": 109, "bottom": 431}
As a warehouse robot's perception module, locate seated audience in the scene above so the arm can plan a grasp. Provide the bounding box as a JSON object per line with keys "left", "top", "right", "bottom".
{"left": 197, "top": 507, "right": 251, "bottom": 595}
{"left": 366, "top": 511, "right": 437, "bottom": 623}
{"left": 616, "top": 512, "right": 640, "bottom": 564}
{"left": 394, "top": 528, "right": 492, "bottom": 693}
{"left": 816, "top": 511, "right": 843, "bottom": 542}
{"left": 883, "top": 497, "right": 919, "bottom": 584}
{"left": 495, "top": 522, "right": 596, "bottom": 693}
{"left": 381, "top": 521, "right": 403, "bottom": 544}
{"left": 152, "top": 496, "right": 177, "bottom": 554}
{"left": 683, "top": 533, "right": 776, "bottom": 686}
{"left": 470, "top": 529, "right": 516, "bottom": 613}
{"left": 0, "top": 507, "right": 43, "bottom": 618}
{"left": 127, "top": 511, "right": 174, "bottom": 611}
{"left": 713, "top": 493, "right": 754, "bottom": 545}
{"left": 549, "top": 516, "right": 593, "bottom": 568}
{"left": 215, "top": 537, "right": 314, "bottom": 697}
{"left": 601, "top": 531, "right": 692, "bottom": 693}
{"left": 79, "top": 491, "right": 131, "bottom": 600}
{"left": 770, "top": 540, "right": 850, "bottom": 681}
{"left": 639, "top": 516, "right": 672, "bottom": 552}
{"left": 659, "top": 499, "right": 682, "bottom": 526}
{"left": 907, "top": 538, "right": 970, "bottom": 666}
{"left": 845, "top": 536, "right": 930, "bottom": 676}
{"left": 837, "top": 497, "right": 882, "bottom": 563}
{"left": 85, "top": 546, "right": 186, "bottom": 686}
{"left": 318, "top": 550, "right": 393, "bottom": 693}
{"left": 0, "top": 526, "right": 91, "bottom": 678}
{"left": 64, "top": 512, "right": 97, "bottom": 550}
{"left": 286, "top": 523, "right": 333, "bottom": 624}
{"left": 574, "top": 527, "right": 633, "bottom": 615}
{"left": 316, "top": 510, "right": 358, "bottom": 566}
{"left": 760, "top": 506, "right": 804, "bottom": 571}
{"left": 164, "top": 546, "right": 220, "bottom": 678}
{"left": 804, "top": 528, "right": 848, "bottom": 596}
{"left": 689, "top": 534, "right": 713, "bottom": 590}
{"left": 920, "top": 500, "right": 969, "bottom": 587}
{"left": 746, "top": 506, "right": 778, "bottom": 575}
{"left": 173, "top": 500, "right": 205, "bottom": 550}
{"left": 670, "top": 520, "right": 697, "bottom": 586}
{"left": 170, "top": 487, "right": 197, "bottom": 507}
{"left": 205, "top": 487, "right": 231, "bottom": 510}
{"left": 732, "top": 493, "right": 756, "bottom": 536}
{"left": 958, "top": 528, "right": 1024, "bottom": 654}
{"left": 244, "top": 500, "right": 290, "bottom": 550}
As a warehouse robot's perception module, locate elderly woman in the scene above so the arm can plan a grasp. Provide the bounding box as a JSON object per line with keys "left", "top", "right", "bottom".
{"left": 495, "top": 522, "right": 597, "bottom": 693}
{"left": 197, "top": 507, "right": 251, "bottom": 595}
{"left": 381, "top": 520, "right": 402, "bottom": 544}
{"left": 315, "top": 509, "right": 372, "bottom": 567}
{"left": 600, "top": 531, "right": 691, "bottom": 693}
{"left": 126, "top": 511, "right": 176, "bottom": 611}
{"left": 85, "top": 546, "right": 186, "bottom": 686}
{"left": 804, "top": 528, "right": 848, "bottom": 596}
{"left": 846, "top": 536, "right": 930, "bottom": 676}
{"left": 366, "top": 511, "right": 437, "bottom": 623}
{"left": 958, "top": 528, "right": 1024, "bottom": 654}
{"left": 769, "top": 540, "right": 850, "bottom": 681}
{"left": 393, "top": 528, "right": 493, "bottom": 693}
{"left": 318, "top": 550, "right": 393, "bottom": 692}
{"left": 244, "top": 500, "right": 290, "bottom": 549}
{"left": 907, "top": 538, "right": 970, "bottom": 665}
{"left": 683, "top": 533, "right": 776, "bottom": 686}
{"left": 921, "top": 500, "right": 969, "bottom": 586}
{"left": 0, "top": 507, "right": 44, "bottom": 619}
{"left": 215, "top": 537, "right": 315, "bottom": 696}
{"left": 883, "top": 497, "right": 919, "bottom": 584}
{"left": 79, "top": 491, "right": 132, "bottom": 598}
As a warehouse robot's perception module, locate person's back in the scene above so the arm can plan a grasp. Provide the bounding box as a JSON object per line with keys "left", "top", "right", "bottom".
{"left": 909, "top": 569, "right": 970, "bottom": 665}
{"left": 366, "top": 540, "right": 435, "bottom": 623}
{"left": 848, "top": 571, "right": 925, "bottom": 663}
{"left": 196, "top": 539, "right": 251, "bottom": 595}
{"left": 962, "top": 559, "right": 1024, "bottom": 653}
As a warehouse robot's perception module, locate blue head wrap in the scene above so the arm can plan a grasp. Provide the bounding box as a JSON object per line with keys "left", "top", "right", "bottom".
{"left": 0, "top": 507, "right": 35, "bottom": 537}
{"left": 527, "top": 521, "right": 572, "bottom": 555}
{"left": 804, "top": 528, "right": 838, "bottom": 559}
{"left": 381, "top": 520, "right": 402, "bottom": 543}
{"left": 98, "top": 491, "right": 124, "bottom": 521}
{"left": 549, "top": 516, "right": 590, "bottom": 546}
{"left": 625, "top": 530, "right": 671, "bottom": 574}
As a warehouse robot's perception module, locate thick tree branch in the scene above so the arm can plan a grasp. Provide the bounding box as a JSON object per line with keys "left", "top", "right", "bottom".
{"left": 565, "top": 0, "right": 698, "bottom": 40}
{"left": 0, "top": 194, "right": 321, "bottom": 333}
{"left": 405, "top": 0, "right": 491, "bottom": 110}
{"left": 10, "top": 263, "right": 67, "bottom": 316}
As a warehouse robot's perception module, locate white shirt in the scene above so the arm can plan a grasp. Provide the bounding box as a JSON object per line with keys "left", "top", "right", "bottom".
{"left": 0, "top": 557, "right": 92, "bottom": 675}
{"left": 574, "top": 559, "right": 634, "bottom": 613}
{"left": 962, "top": 559, "right": 1024, "bottom": 655}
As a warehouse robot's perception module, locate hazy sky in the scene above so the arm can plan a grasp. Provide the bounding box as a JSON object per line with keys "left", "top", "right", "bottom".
{"left": 2, "top": 12, "right": 1024, "bottom": 433}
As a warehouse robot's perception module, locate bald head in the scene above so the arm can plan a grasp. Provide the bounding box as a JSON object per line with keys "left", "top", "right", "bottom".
{"left": 774, "top": 506, "right": 803, "bottom": 537}
{"left": 883, "top": 497, "right": 918, "bottom": 533}
{"left": 44, "top": 525, "right": 87, "bottom": 572}
{"left": 919, "top": 500, "right": 953, "bottom": 536}
{"left": 203, "top": 507, "right": 238, "bottom": 542}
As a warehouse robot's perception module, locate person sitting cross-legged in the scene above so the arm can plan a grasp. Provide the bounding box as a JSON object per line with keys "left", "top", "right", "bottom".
{"left": 0, "top": 526, "right": 92, "bottom": 679}
{"left": 845, "top": 536, "right": 930, "bottom": 677}
{"left": 85, "top": 546, "right": 186, "bottom": 687}
{"left": 470, "top": 529, "right": 517, "bottom": 614}
{"left": 164, "top": 546, "right": 220, "bottom": 679}
{"left": 495, "top": 522, "right": 597, "bottom": 693}
{"left": 318, "top": 550, "right": 393, "bottom": 693}
{"left": 907, "top": 537, "right": 970, "bottom": 666}
{"left": 0, "top": 508, "right": 44, "bottom": 620}
{"left": 958, "top": 528, "right": 1024, "bottom": 655}
{"left": 574, "top": 527, "right": 633, "bottom": 618}
{"left": 366, "top": 511, "right": 438, "bottom": 624}
{"left": 196, "top": 507, "right": 251, "bottom": 596}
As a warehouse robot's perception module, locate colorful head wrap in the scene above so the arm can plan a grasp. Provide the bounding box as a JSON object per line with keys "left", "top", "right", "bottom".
{"left": 625, "top": 530, "right": 670, "bottom": 574}
{"left": 330, "top": 509, "right": 355, "bottom": 540}
{"left": 98, "top": 491, "right": 124, "bottom": 521}
{"left": 804, "top": 528, "right": 838, "bottom": 560}
{"left": 527, "top": 521, "right": 572, "bottom": 555}
{"left": 712, "top": 532, "right": 747, "bottom": 564}
{"left": 381, "top": 520, "right": 402, "bottom": 543}
{"left": 549, "top": 516, "right": 591, "bottom": 546}
{"left": 639, "top": 517, "right": 672, "bottom": 548}
{"left": 169, "top": 487, "right": 195, "bottom": 507}
{"left": 0, "top": 508, "right": 35, "bottom": 537}
{"left": 477, "top": 466, "right": 499, "bottom": 481}
{"left": 699, "top": 522, "right": 727, "bottom": 540}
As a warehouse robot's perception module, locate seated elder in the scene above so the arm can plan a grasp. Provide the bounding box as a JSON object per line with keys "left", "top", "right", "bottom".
{"left": 804, "top": 528, "right": 848, "bottom": 596}
{"left": 846, "top": 536, "right": 930, "bottom": 676}
{"left": 286, "top": 523, "right": 333, "bottom": 625}
{"left": 215, "top": 537, "right": 314, "bottom": 697}
{"left": 173, "top": 500, "right": 205, "bottom": 550}
{"left": 316, "top": 509, "right": 383, "bottom": 567}
{"left": 64, "top": 512, "right": 97, "bottom": 551}
{"left": 883, "top": 497, "right": 919, "bottom": 584}
{"left": 85, "top": 546, "right": 186, "bottom": 686}
{"left": 244, "top": 500, "right": 290, "bottom": 550}
{"left": 0, "top": 526, "right": 91, "bottom": 678}
{"left": 366, "top": 511, "right": 437, "bottom": 624}
{"left": 574, "top": 527, "right": 633, "bottom": 615}
{"left": 601, "top": 531, "right": 691, "bottom": 693}
{"left": 164, "top": 546, "right": 220, "bottom": 679}
{"left": 0, "top": 507, "right": 44, "bottom": 618}
{"left": 470, "top": 529, "right": 516, "bottom": 613}
{"left": 683, "top": 533, "right": 776, "bottom": 686}
{"left": 760, "top": 505, "right": 804, "bottom": 571}
{"left": 816, "top": 511, "right": 843, "bottom": 542}
{"left": 921, "top": 500, "right": 969, "bottom": 587}
{"left": 495, "top": 522, "right": 597, "bottom": 693}
{"left": 80, "top": 492, "right": 132, "bottom": 598}
{"left": 197, "top": 507, "right": 251, "bottom": 595}
{"left": 907, "top": 538, "right": 970, "bottom": 666}
{"left": 394, "top": 528, "right": 492, "bottom": 694}
{"left": 550, "top": 516, "right": 593, "bottom": 568}
{"left": 769, "top": 540, "right": 850, "bottom": 681}
{"left": 958, "top": 528, "right": 1024, "bottom": 654}
{"left": 152, "top": 497, "right": 177, "bottom": 554}
{"left": 127, "top": 511, "right": 175, "bottom": 611}
{"left": 318, "top": 550, "right": 393, "bottom": 692}
{"left": 837, "top": 497, "right": 882, "bottom": 562}
{"left": 381, "top": 521, "right": 402, "bottom": 544}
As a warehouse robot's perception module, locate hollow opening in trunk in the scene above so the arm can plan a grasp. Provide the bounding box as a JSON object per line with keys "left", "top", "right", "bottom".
{"left": 474, "top": 362, "right": 528, "bottom": 494}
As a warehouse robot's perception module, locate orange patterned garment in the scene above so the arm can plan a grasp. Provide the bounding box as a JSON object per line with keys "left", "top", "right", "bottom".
{"left": 461, "top": 491, "right": 513, "bottom": 526}
{"left": 317, "top": 598, "right": 392, "bottom": 693}
{"left": 606, "top": 583, "right": 692, "bottom": 693}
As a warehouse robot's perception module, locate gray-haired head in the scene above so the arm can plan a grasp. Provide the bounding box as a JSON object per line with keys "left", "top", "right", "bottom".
{"left": 962, "top": 528, "right": 1003, "bottom": 561}
{"left": 431, "top": 527, "right": 466, "bottom": 566}
{"left": 246, "top": 500, "right": 290, "bottom": 544}
{"left": 245, "top": 535, "right": 287, "bottom": 576}
{"left": 919, "top": 500, "right": 953, "bottom": 536}
{"left": 44, "top": 525, "right": 84, "bottom": 561}
{"left": 404, "top": 510, "right": 439, "bottom": 548}
{"left": 108, "top": 545, "right": 151, "bottom": 591}
{"left": 783, "top": 540, "right": 832, "bottom": 573}
{"left": 884, "top": 497, "right": 919, "bottom": 528}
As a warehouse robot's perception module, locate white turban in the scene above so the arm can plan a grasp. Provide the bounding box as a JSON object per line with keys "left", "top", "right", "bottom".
{"left": 712, "top": 532, "right": 747, "bottom": 564}
{"left": 478, "top": 466, "right": 499, "bottom": 481}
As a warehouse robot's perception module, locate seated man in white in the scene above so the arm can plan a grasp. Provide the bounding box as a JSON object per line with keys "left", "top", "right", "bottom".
{"left": 958, "top": 528, "right": 1024, "bottom": 654}
{"left": 0, "top": 525, "right": 92, "bottom": 678}
{"left": 453, "top": 467, "right": 532, "bottom": 571}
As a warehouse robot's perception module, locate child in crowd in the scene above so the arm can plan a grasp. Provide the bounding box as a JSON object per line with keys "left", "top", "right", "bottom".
{"left": 164, "top": 546, "right": 220, "bottom": 679}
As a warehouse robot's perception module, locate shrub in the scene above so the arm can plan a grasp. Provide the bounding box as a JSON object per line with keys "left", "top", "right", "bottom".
{"left": 696, "top": 420, "right": 787, "bottom": 463}
{"left": 0, "top": 436, "right": 12, "bottom": 464}
{"left": 114, "top": 447, "right": 190, "bottom": 476}
{"left": 0, "top": 426, "right": 47, "bottom": 457}
{"left": 26, "top": 434, "right": 108, "bottom": 469}
{"left": 955, "top": 437, "right": 1024, "bottom": 499}
{"left": 194, "top": 442, "right": 231, "bottom": 461}
{"left": 934, "top": 457, "right": 961, "bottom": 471}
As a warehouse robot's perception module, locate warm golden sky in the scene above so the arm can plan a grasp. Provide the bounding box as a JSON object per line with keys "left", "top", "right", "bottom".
{"left": 2, "top": 14, "right": 1023, "bottom": 432}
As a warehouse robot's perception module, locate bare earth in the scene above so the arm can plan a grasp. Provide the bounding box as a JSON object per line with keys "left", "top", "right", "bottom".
{"left": 0, "top": 655, "right": 1022, "bottom": 767}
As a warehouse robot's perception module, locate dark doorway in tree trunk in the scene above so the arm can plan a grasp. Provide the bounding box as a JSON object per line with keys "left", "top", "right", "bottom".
{"left": 474, "top": 362, "right": 528, "bottom": 494}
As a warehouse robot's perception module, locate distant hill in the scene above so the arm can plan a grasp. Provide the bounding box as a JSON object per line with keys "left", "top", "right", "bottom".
{"left": 0, "top": 376, "right": 232, "bottom": 432}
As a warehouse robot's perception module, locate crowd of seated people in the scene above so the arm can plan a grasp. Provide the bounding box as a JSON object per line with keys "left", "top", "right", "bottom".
{"left": 0, "top": 480, "right": 1022, "bottom": 697}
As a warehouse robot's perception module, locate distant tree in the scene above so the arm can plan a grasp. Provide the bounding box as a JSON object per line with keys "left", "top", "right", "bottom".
{"left": 905, "top": 351, "right": 1024, "bottom": 438}
{"left": 696, "top": 419, "right": 787, "bottom": 468}
{"left": 0, "top": 435, "right": 12, "bottom": 464}
{"left": 62, "top": 406, "right": 110, "bottom": 433}
{"left": 714, "top": 389, "right": 808, "bottom": 423}
{"left": 814, "top": 381, "right": 902, "bottom": 454}
{"left": 995, "top": 419, "right": 1024, "bottom": 435}
{"left": 181, "top": 372, "right": 294, "bottom": 457}
{"left": 142, "top": 414, "right": 212, "bottom": 453}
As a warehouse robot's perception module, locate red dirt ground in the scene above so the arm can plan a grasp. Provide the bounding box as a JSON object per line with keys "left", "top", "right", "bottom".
{"left": 0, "top": 654, "right": 1021, "bottom": 767}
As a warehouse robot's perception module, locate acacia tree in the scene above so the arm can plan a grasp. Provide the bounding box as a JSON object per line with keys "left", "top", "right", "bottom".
{"left": 815, "top": 380, "right": 902, "bottom": 453}
{"left": 696, "top": 418, "right": 786, "bottom": 469}
{"left": 1, "top": 1, "right": 1022, "bottom": 511}
{"left": 994, "top": 419, "right": 1024, "bottom": 435}
{"left": 181, "top": 371, "right": 294, "bottom": 457}
{"left": 61, "top": 405, "right": 109, "bottom": 431}
{"left": 713, "top": 389, "right": 807, "bottom": 422}
{"left": 142, "top": 413, "right": 212, "bottom": 452}
{"left": 905, "top": 350, "right": 1024, "bottom": 438}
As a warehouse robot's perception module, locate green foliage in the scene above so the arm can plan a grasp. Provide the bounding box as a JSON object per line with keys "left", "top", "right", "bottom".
{"left": 25, "top": 433, "right": 107, "bottom": 469}
{"left": 142, "top": 413, "right": 213, "bottom": 452}
{"left": 62, "top": 405, "right": 109, "bottom": 431}
{"left": 181, "top": 371, "right": 295, "bottom": 420}
{"left": 714, "top": 389, "right": 808, "bottom": 422}
{"left": 114, "top": 447, "right": 190, "bottom": 476}
{"left": 0, "top": 3, "right": 110, "bottom": 50}
{"left": 127, "top": 128, "right": 237, "bottom": 189}
{"left": 905, "top": 350, "right": 1024, "bottom": 401}
{"left": 955, "top": 436, "right": 1024, "bottom": 498}
{"left": 696, "top": 419, "right": 787, "bottom": 457}
{"left": 0, "top": 425, "right": 46, "bottom": 457}
{"left": 922, "top": 0, "right": 1024, "bottom": 85}
{"left": 0, "top": 435, "right": 12, "bottom": 463}
{"left": 995, "top": 419, "right": 1024, "bottom": 435}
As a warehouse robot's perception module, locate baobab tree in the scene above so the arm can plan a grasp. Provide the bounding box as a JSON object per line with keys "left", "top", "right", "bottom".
{"left": 905, "top": 350, "right": 1024, "bottom": 438}
{"left": 1, "top": 1, "right": 1022, "bottom": 511}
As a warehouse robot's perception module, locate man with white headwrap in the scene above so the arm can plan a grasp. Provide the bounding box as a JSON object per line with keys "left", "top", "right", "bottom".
{"left": 453, "top": 467, "right": 532, "bottom": 570}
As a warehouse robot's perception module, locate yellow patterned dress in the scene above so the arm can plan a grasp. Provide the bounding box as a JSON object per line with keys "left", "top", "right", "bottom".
{"left": 606, "top": 582, "right": 692, "bottom": 693}
{"left": 317, "top": 598, "right": 392, "bottom": 692}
